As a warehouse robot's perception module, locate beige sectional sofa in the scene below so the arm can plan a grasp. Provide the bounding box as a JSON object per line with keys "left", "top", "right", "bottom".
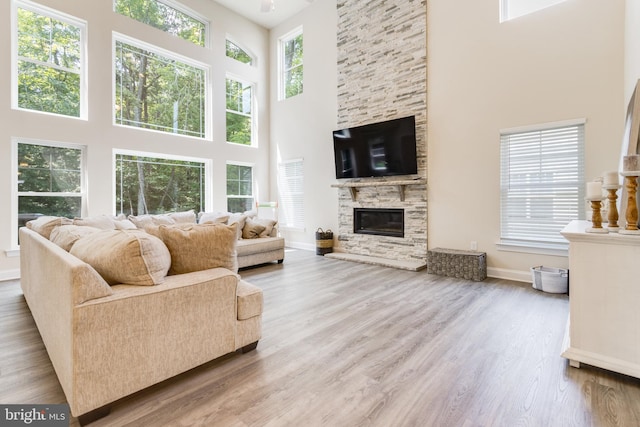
{"left": 19, "top": 214, "right": 267, "bottom": 423}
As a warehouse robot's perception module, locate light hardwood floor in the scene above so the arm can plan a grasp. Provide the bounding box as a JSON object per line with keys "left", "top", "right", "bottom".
{"left": 2, "top": 248, "right": 640, "bottom": 426}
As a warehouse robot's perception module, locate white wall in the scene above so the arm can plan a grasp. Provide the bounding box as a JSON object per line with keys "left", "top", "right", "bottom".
{"left": 0, "top": 0, "right": 270, "bottom": 279}
{"left": 428, "top": 0, "right": 625, "bottom": 281}
{"left": 626, "top": 0, "right": 640, "bottom": 98}
{"left": 269, "top": 0, "right": 338, "bottom": 251}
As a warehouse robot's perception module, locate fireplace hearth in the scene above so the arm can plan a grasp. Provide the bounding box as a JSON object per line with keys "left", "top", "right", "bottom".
{"left": 354, "top": 208, "right": 404, "bottom": 238}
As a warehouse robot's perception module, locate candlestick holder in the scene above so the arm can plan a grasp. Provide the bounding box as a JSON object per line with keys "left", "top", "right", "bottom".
{"left": 603, "top": 184, "right": 621, "bottom": 232}
{"left": 585, "top": 197, "right": 608, "bottom": 233}
{"left": 619, "top": 172, "right": 640, "bottom": 235}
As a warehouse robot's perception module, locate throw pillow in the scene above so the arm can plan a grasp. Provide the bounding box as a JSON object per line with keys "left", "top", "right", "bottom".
{"left": 155, "top": 223, "right": 238, "bottom": 274}
{"left": 26, "top": 216, "right": 73, "bottom": 239}
{"left": 70, "top": 229, "right": 171, "bottom": 286}
{"left": 198, "top": 211, "right": 230, "bottom": 224}
{"left": 50, "top": 225, "right": 101, "bottom": 251}
{"left": 128, "top": 214, "right": 176, "bottom": 228}
{"left": 168, "top": 210, "right": 196, "bottom": 224}
{"left": 73, "top": 215, "right": 117, "bottom": 230}
{"left": 254, "top": 218, "right": 278, "bottom": 237}
{"left": 227, "top": 213, "right": 247, "bottom": 239}
{"left": 242, "top": 218, "right": 266, "bottom": 239}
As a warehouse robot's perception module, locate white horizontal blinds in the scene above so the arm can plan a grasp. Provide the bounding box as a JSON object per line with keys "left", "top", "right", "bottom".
{"left": 278, "top": 159, "right": 305, "bottom": 230}
{"left": 500, "top": 123, "right": 585, "bottom": 245}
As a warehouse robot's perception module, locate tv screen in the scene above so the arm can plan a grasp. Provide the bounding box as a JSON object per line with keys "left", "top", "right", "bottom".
{"left": 333, "top": 116, "right": 418, "bottom": 179}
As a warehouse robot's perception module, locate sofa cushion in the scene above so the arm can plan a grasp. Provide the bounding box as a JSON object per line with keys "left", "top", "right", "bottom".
{"left": 152, "top": 223, "right": 238, "bottom": 274}
{"left": 242, "top": 218, "right": 266, "bottom": 239}
{"left": 237, "top": 280, "right": 263, "bottom": 320}
{"left": 70, "top": 229, "right": 171, "bottom": 286}
{"left": 49, "top": 225, "right": 101, "bottom": 251}
{"left": 236, "top": 236, "right": 285, "bottom": 256}
{"left": 227, "top": 213, "right": 247, "bottom": 239}
{"left": 168, "top": 210, "right": 197, "bottom": 224}
{"left": 26, "top": 216, "right": 73, "bottom": 239}
{"left": 128, "top": 214, "right": 175, "bottom": 228}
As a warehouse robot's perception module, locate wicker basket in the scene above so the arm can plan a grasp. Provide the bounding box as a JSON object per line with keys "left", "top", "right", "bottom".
{"left": 315, "top": 228, "right": 334, "bottom": 255}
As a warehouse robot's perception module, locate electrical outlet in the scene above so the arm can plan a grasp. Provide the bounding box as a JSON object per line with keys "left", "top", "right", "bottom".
{"left": 470, "top": 241, "right": 478, "bottom": 251}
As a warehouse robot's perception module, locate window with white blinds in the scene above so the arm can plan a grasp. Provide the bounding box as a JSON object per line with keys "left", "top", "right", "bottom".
{"left": 277, "top": 158, "right": 304, "bottom": 230}
{"left": 500, "top": 121, "right": 585, "bottom": 248}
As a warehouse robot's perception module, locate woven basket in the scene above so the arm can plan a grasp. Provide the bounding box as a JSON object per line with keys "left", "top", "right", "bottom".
{"left": 315, "top": 228, "right": 334, "bottom": 255}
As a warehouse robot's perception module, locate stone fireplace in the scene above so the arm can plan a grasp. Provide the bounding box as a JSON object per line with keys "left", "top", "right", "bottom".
{"left": 332, "top": 0, "right": 427, "bottom": 269}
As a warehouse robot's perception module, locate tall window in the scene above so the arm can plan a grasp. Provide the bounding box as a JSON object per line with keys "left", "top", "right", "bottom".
{"left": 114, "top": 36, "right": 207, "bottom": 138}
{"left": 500, "top": 0, "right": 568, "bottom": 22}
{"left": 278, "top": 159, "right": 305, "bottom": 230}
{"left": 226, "top": 39, "right": 253, "bottom": 65}
{"left": 279, "top": 27, "right": 303, "bottom": 100}
{"left": 115, "top": 151, "right": 208, "bottom": 215}
{"left": 500, "top": 121, "right": 585, "bottom": 249}
{"left": 15, "top": 140, "right": 86, "bottom": 241}
{"left": 226, "top": 77, "right": 253, "bottom": 145}
{"left": 226, "top": 163, "right": 254, "bottom": 213}
{"left": 114, "top": 0, "right": 207, "bottom": 47}
{"left": 14, "top": 1, "right": 85, "bottom": 118}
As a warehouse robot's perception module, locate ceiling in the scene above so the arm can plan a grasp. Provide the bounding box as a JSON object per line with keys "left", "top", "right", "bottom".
{"left": 212, "top": 0, "right": 313, "bottom": 29}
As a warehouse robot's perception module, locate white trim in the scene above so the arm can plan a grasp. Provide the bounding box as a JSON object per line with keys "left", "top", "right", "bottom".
{"left": 486, "top": 266, "right": 532, "bottom": 283}
{"left": 113, "top": 149, "right": 213, "bottom": 214}
{"left": 285, "top": 241, "right": 314, "bottom": 252}
{"left": 277, "top": 25, "right": 303, "bottom": 101}
{"left": 500, "top": 118, "right": 586, "bottom": 135}
{"left": 0, "top": 269, "right": 21, "bottom": 281}
{"left": 5, "top": 249, "right": 20, "bottom": 258}
{"left": 112, "top": 32, "right": 211, "bottom": 140}
{"left": 13, "top": 0, "right": 88, "bottom": 120}
{"left": 496, "top": 241, "right": 568, "bottom": 257}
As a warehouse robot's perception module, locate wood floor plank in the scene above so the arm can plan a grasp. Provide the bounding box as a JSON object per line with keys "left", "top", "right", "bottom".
{"left": 2, "top": 248, "right": 640, "bottom": 426}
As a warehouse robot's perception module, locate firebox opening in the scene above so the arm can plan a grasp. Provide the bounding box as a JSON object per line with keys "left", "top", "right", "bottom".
{"left": 354, "top": 208, "right": 404, "bottom": 238}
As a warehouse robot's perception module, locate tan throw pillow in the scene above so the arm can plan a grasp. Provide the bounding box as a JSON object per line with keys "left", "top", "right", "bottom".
{"left": 73, "top": 215, "right": 116, "bottom": 230}
{"left": 168, "top": 210, "right": 196, "bottom": 224}
{"left": 114, "top": 218, "right": 137, "bottom": 230}
{"left": 254, "top": 218, "right": 278, "bottom": 237}
{"left": 70, "top": 229, "right": 171, "bottom": 286}
{"left": 128, "top": 214, "right": 176, "bottom": 228}
{"left": 227, "top": 213, "right": 247, "bottom": 239}
{"left": 242, "top": 218, "right": 266, "bottom": 239}
{"left": 198, "top": 211, "right": 230, "bottom": 224}
{"left": 155, "top": 223, "right": 238, "bottom": 274}
{"left": 50, "top": 225, "right": 101, "bottom": 251}
{"left": 26, "top": 216, "right": 73, "bottom": 239}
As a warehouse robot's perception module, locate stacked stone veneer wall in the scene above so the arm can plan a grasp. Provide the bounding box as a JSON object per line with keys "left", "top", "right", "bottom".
{"left": 335, "top": 0, "right": 427, "bottom": 263}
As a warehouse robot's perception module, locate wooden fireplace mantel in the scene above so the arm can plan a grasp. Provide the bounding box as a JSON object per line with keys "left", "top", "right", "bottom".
{"left": 330, "top": 179, "right": 425, "bottom": 201}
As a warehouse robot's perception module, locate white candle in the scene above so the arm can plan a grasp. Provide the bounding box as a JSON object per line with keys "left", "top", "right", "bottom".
{"left": 603, "top": 171, "right": 619, "bottom": 186}
{"left": 623, "top": 154, "right": 640, "bottom": 172}
{"left": 586, "top": 181, "right": 602, "bottom": 199}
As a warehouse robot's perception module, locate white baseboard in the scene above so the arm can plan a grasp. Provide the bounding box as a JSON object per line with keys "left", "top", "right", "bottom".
{"left": 0, "top": 269, "right": 20, "bottom": 282}
{"left": 487, "top": 267, "right": 532, "bottom": 283}
{"left": 285, "top": 242, "right": 316, "bottom": 252}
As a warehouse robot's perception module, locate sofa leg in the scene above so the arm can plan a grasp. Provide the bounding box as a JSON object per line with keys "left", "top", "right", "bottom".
{"left": 277, "top": 259, "right": 284, "bottom": 264}
{"left": 78, "top": 405, "right": 110, "bottom": 425}
{"left": 241, "top": 341, "right": 259, "bottom": 353}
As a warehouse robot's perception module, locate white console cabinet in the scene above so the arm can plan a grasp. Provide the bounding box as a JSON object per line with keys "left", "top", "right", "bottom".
{"left": 560, "top": 220, "right": 640, "bottom": 378}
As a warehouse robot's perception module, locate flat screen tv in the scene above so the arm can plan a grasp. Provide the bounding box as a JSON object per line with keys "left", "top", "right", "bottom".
{"left": 333, "top": 116, "right": 418, "bottom": 179}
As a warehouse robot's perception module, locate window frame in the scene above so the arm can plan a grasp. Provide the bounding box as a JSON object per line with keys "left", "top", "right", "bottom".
{"left": 226, "top": 162, "right": 255, "bottom": 213}
{"left": 12, "top": 137, "right": 87, "bottom": 249}
{"left": 113, "top": 0, "right": 210, "bottom": 48}
{"left": 12, "top": 0, "right": 88, "bottom": 119}
{"left": 500, "top": 0, "right": 568, "bottom": 22}
{"left": 112, "top": 32, "right": 211, "bottom": 140}
{"left": 225, "top": 37, "right": 255, "bottom": 66}
{"left": 225, "top": 74, "right": 255, "bottom": 147}
{"left": 113, "top": 148, "right": 212, "bottom": 216}
{"left": 498, "top": 119, "right": 586, "bottom": 256}
{"left": 278, "top": 26, "right": 303, "bottom": 100}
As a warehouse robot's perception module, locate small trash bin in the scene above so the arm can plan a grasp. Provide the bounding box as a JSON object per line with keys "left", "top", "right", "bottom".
{"left": 531, "top": 266, "right": 569, "bottom": 294}
{"left": 315, "top": 228, "right": 334, "bottom": 255}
